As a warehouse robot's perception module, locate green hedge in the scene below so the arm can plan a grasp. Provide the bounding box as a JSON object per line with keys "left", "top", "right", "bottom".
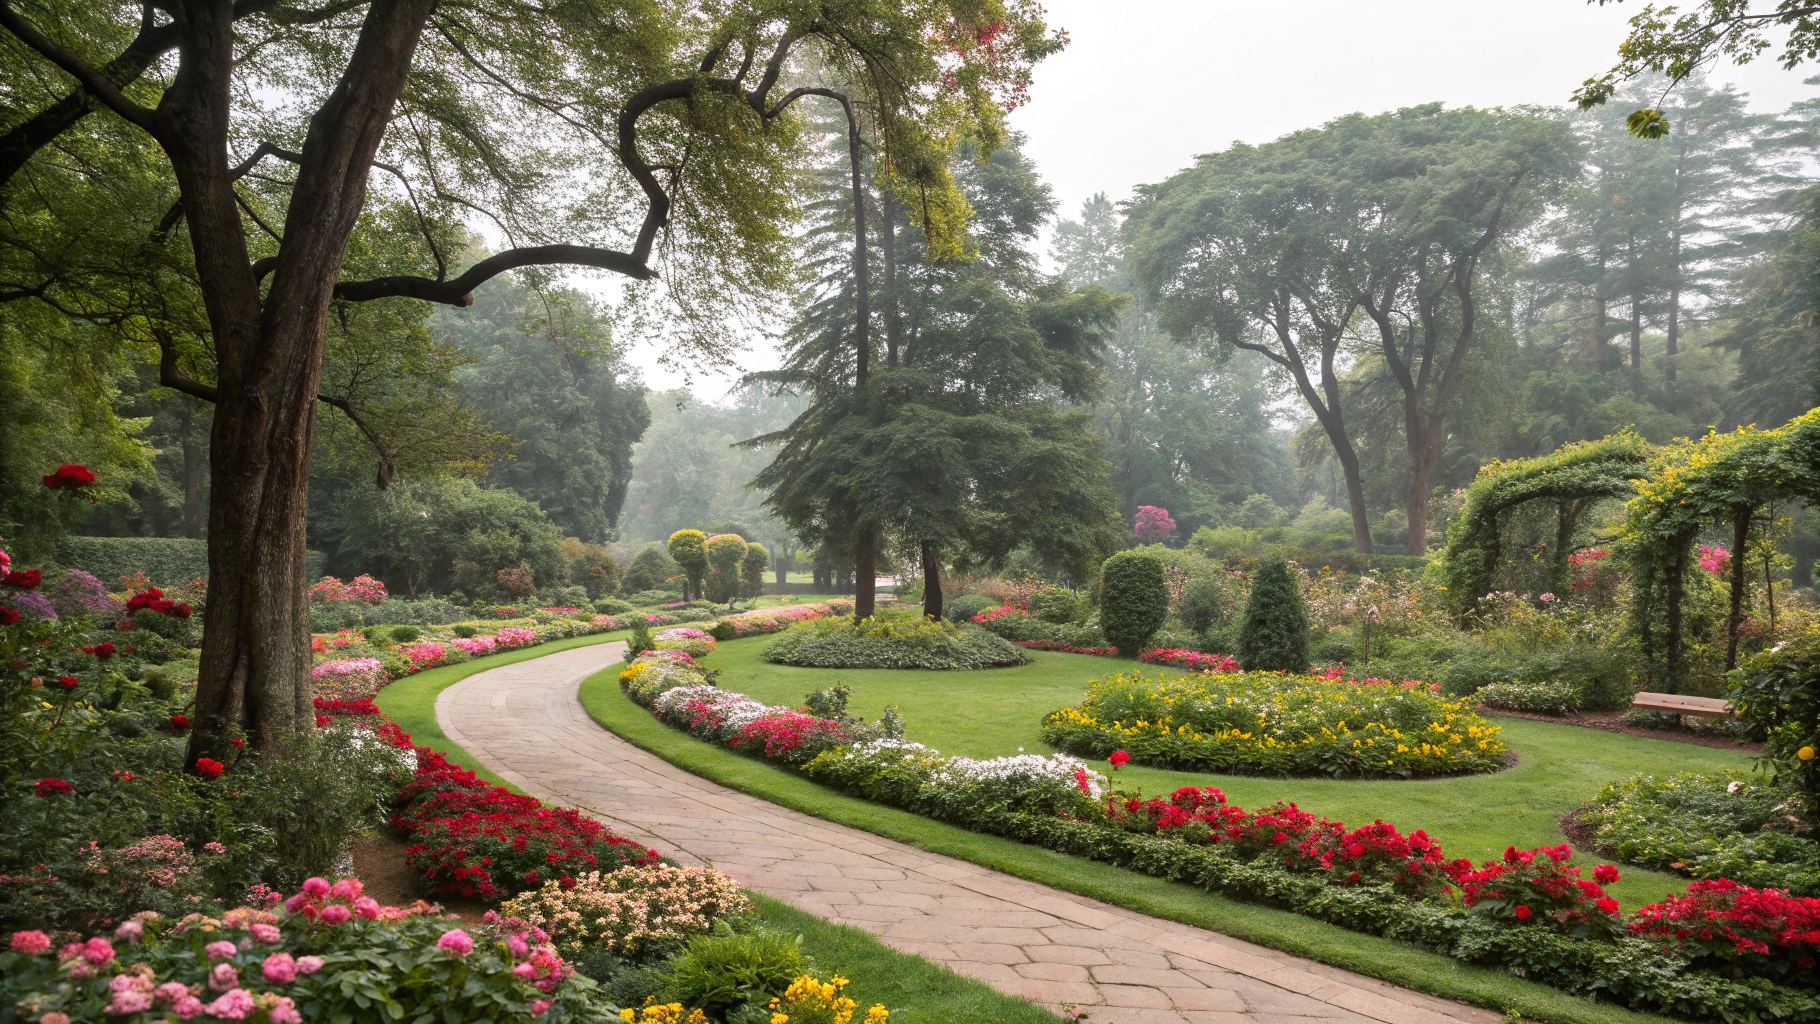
{"left": 55, "top": 536, "right": 326, "bottom": 588}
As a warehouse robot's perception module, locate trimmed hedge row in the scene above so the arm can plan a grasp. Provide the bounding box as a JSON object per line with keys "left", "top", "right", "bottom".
{"left": 56, "top": 536, "right": 326, "bottom": 588}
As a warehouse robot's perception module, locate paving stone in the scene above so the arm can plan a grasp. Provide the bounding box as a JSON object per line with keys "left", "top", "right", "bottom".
{"left": 436, "top": 641, "right": 1503, "bottom": 1024}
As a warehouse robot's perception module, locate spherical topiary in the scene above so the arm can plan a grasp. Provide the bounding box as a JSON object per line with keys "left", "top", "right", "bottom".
{"left": 389, "top": 624, "right": 422, "bottom": 644}
{"left": 1176, "top": 576, "right": 1224, "bottom": 633}
{"left": 944, "top": 594, "right": 995, "bottom": 623}
{"left": 1238, "top": 556, "right": 1309, "bottom": 672}
{"left": 703, "top": 533, "right": 749, "bottom": 604}
{"left": 1099, "top": 551, "right": 1169, "bottom": 656}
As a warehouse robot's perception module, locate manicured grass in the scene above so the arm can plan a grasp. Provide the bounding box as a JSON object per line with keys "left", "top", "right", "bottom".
{"left": 752, "top": 893, "right": 1063, "bottom": 1023}
{"left": 374, "top": 630, "right": 632, "bottom": 788}
{"left": 578, "top": 667, "right": 1676, "bottom": 1024}
{"left": 696, "top": 637, "right": 1757, "bottom": 907}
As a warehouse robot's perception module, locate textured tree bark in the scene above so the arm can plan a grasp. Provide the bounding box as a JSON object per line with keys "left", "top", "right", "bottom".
{"left": 921, "top": 540, "right": 942, "bottom": 621}
{"left": 181, "top": 421, "right": 204, "bottom": 540}
{"left": 1725, "top": 508, "right": 1751, "bottom": 671}
{"left": 853, "top": 526, "right": 876, "bottom": 620}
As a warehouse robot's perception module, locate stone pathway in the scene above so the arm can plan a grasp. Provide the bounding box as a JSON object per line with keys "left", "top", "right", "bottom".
{"left": 437, "top": 643, "right": 1500, "bottom": 1024}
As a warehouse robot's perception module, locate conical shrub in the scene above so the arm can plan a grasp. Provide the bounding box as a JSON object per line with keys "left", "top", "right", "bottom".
{"left": 1238, "top": 556, "right": 1309, "bottom": 672}
{"left": 1100, "top": 551, "right": 1169, "bottom": 656}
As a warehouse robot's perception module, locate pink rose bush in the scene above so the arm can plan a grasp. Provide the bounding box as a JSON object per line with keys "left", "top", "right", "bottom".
{"left": 0, "top": 881, "right": 598, "bottom": 1024}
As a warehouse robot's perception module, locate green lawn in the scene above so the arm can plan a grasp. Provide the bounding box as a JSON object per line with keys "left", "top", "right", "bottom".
{"left": 692, "top": 637, "right": 1757, "bottom": 908}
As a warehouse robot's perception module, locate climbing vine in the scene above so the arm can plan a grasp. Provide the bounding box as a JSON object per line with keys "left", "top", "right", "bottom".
{"left": 1438, "top": 432, "right": 1653, "bottom": 618}
{"left": 1624, "top": 409, "right": 1820, "bottom": 687}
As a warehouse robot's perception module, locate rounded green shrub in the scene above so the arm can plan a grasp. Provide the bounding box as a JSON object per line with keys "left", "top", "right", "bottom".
{"left": 388, "top": 624, "right": 422, "bottom": 643}
{"left": 1176, "top": 575, "right": 1224, "bottom": 633}
{"left": 1099, "top": 550, "right": 1168, "bottom": 656}
{"left": 1238, "top": 556, "right": 1309, "bottom": 672}
{"left": 1029, "top": 588, "right": 1083, "bottom": 624}
{"left": 451, "top": 624, "right": 477, "bottom": 639}
{"left": 762, "top": 611, "right": 1029, "bottom": 670}
{"left": 943, "top": 594, "right": 995, "bottom": 623}
{"left": 594, "top": 597, "right": 634, "bottom": 615}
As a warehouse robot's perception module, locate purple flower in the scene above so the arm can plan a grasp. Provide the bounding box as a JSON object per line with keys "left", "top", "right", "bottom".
{"left": 1, "top": 590, "right": 57, "bottom": 621}
{"left": 48, "top": 569, "right": 123, "bottom": 620}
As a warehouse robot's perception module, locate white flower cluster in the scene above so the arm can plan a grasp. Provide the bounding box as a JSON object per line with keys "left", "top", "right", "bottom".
{"left": 650, "top": 684, "right": 781, "bottom": 741}
{"left": 934, "top": 752, "right": 1107, "bottom": 801}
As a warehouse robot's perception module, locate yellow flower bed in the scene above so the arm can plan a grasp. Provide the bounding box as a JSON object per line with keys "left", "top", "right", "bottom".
{"left": 1042, "top": 670, "right": 1507, "bottom": 778}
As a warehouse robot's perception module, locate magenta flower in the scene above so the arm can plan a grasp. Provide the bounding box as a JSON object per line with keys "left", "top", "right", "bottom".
{"left": 353, "top": 896, "right": 380, "bottom": 920}
{"left": 262, "top": 952, "right": 298, "bottom": 984}
{"left": 529, "top": 999, "right": 552, "bottom": 1017}
{"left": 80, "top": 937, "right": 115, "bottom": 965}
{"left": 301, "top": 877, "right": 331, "bottom": 898}
{"left": 437, "top": 928, "right": 474, "bottom": 955}
{"left": 318, "top": 904, "right": 352, "bottom": 925}
{"left": 205, "top": 940, "right": 238, "bottom": 961}
{"left": 1133, "top": 505, "right": 1177, "bottom": 542}
{"left": 249, "top": 923, "right": 281, "bottom": 944}
{"left": 208, "top": 962, "right": 239, "bottom": 991}
{"left": 11, "top": 930, "right": 51, "bottom": 955}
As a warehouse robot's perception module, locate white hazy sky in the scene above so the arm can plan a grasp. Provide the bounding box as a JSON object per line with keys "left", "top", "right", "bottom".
{"left": 626, "top": 0, "right": 1817, "bottom": 397}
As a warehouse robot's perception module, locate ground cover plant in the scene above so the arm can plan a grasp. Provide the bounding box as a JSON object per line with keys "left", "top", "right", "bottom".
{"left": 1575, "top": 771, "right": 1820, "bottom": 896}
{"left": 761, "top": 610, "right": 1029, "bottom": 670}
{"left": 615, "top": 642, "right": 1820, "bottom": 1021}
{"left": 1041, "top": 669, "right": 1508, "bottom": 778}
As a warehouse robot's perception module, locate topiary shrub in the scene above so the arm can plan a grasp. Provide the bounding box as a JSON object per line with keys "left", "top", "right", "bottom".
{"left": 761, "top": 611, "right": 1029, "bottom": 670}
{"left": 1238, "top": 556, "right": 1309, "bottom": 672}
{"left": 668, "top": 530, "right": 709, "bottom": 600}
{"left": 1177, "top": 576, "right": 1224, "bottom": 633}
{"left": 1099, "top": 550, "right": 1169, "bottom": 656}
{"left": 703, "top": 533, "right": 749, "bottom": 604}
{"left": 1029, "top": 589, "right": 1082, "bottom": 624}
{"left": 943, "top": 594, "right": 994, "bottom": 623}
{"left": 594, "top": 597, "right": 634, "bottom": 614}
{"left": 388, "top": 624, "right": 422, "bottom": 643}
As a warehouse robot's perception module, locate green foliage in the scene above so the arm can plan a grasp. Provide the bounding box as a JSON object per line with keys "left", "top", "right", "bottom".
{"left": 658, "top": 929, "right": 808, "bottom": 1019}
{"left": 1028, "top": 588, "right": 1083, "bottom": 624}
{"left": 623, "top": 544, "right": 681, "bottom": 594}
{"left": 1238, "top": 557, "right": 1310, "bottom": 672}
{"left": 1437, "top": 433, "right": 1651, "bottom": 618}
{"left": 628, "top": 623, "right": 655, "bottom": 658}
{"left": 306, "top": 597, "right": 470, "bottom": 633}
{"left": 1098, "top": 550, "right": 1169, "bottom": 655}
{"left": 1576, "top": 771, "right": 1820, "bottom": 895}
{"left": 761, "top": 611, "right": 1030, "bottom": 670}
{"left": 942, "top": 594, "right": 995, "bottom": 623}
{"left": 389, "top": 625, "right": 422, "bottom": 644}
{"left": 669, "top": 530, "right": 709, "bottom": 601}
{"left": 55, "top": 536, "right": 325, "bottom": 590}
{"left": 1729, "top": 635, "right": 1820, "bottom": 830}
{"left": 1177, "top": 576, "right": 1225, "bottom": 633}
{"left": 704, "top": 533, "right": 749, "bottom": 604}
{"left": 741, "top": 543, "right": 769, "bottom": 599}
{"left": 1474, "top": 680, "right": 1586, "bottom": 717}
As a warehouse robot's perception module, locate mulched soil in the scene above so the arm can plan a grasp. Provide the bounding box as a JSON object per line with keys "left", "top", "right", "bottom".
{"left": 349, "top": 831, "right": 492, "bottom": 923}
{"left": 1482, "top": 708, "right": 1761, "bottom": 753}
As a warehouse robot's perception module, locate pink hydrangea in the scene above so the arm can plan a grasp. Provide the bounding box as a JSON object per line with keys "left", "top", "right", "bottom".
{"left": 269, "top": 996, "right": 302, "bottom": 1024}
{"left": 154, "top": 981, "right": 191, "bottom": 1006}
{"left": 11, "top": 930, "right": 51, "bottom": 955}
{"left": 301, "top": 877, "right": 330, "bottom": 898}
{"left": 172, "top": 994, "right": 204, "bottom": 1020}
{"left": 208, "top": 962, "right": 239, "bottom": 991}
{"left": 318, "top": 904, "right": 352, "bottom": 925}
{"left": 202, "top": 988, "right": 255, "bottom": 1020}
{"left": 353, "top": 896, "right": 381, "bottom": 920}
{"left": 81, "top": 937, "right": 115, "bottom": 964}
{"left": 205, "top": 940, "right": 238, "bottom": 961}
{"left": 262, "top": 953, "right": 297, "bottom": 984}
{"left": 436, "top": 928, "right": 474, "bottom": 955}
{"left": 528, "top": 1000, "right": 552, "bottom": 1017}
{"left": 106, "top": 974, "right": 155, "bottom": 1015}
{"left": 249, "top": 924, "right": 281, "bottom": 944}
{"left": 114, "top": 920, "right": 143, "bottom": 944}
{"left": 295, "top": 956, "right": 324, "bottom": 975}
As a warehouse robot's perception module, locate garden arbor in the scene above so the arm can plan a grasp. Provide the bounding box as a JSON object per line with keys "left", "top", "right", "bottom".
{"left": 1438, "top": 432, "right": 1652, "bottom": 618}
{"left": 1627, "top": 409, "right": 1820, "bottom": 687}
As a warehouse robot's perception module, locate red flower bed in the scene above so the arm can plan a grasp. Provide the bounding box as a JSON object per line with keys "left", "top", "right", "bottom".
{"left": 1139, "top": 648, "right": 1239, "bottom": 672}
{"left": 1444, "top": 843, "right": 1623, "bottom": 938}
{"left": 311, "top": 699, "right": 657, "bottom": 903}
{"left": 729, "top": 710, "right": 851, "bottom": 762}
{"left": 1629, "top": 878, "right": 1820, "bottom": 979}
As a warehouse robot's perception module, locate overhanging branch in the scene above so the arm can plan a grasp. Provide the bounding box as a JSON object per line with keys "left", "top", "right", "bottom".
{"left": 333, "top": 243, "right": 650, "bottom": 305}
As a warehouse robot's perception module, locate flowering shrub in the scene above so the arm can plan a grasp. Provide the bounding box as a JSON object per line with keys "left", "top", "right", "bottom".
{"left": 307, "top": 574, "right": 388, "bottom": 603}
{"left": 402, "top": 642, "right": 450, "bottom": 668}
{"left": 729, "top": 710, "right": 852, "bottom": 763}
{"left": 653, "top": 627, "right": 715, "bottom": 659}
{"left": 1445, "top": 844, "right": 1624, "bottom": 939}
{"left": 309, "top": 658, "right": 389, "bottom": 702}
{"left": 1138, "top": 649, "right": 1239, "bottom": 673}
{"left": 709, "top": 603, "right": 837, "bottom": 640}
{"left": 501, "top": 865, "right": 752, "bottom": 959}
{"left": 764, "top": 974, "right": 889, "bottom": 1024}
{"left": 1133, "top": 505, "right": 1176, "bottom": 543}
{"left": 496, "top": 627, "right": 539, "bottom": 649}
{"left": 1628, "top": 878, "right": 1820, "bottom": 980}
{"left": 1014, "top": 639, "right": 1118, "bottom": 655}
{"left": 46, "top": 570, "right": 123, "bottom": 622}
{"left": 1043, "top": 670, "right": 1506, "bottom": 778}
{"left": 0, "top": 880, "right": 611, "bottom": 1024}
{"left": 453, "top": 634, "right": 499, "bottom": 656}
{"left": 1698, "top": 545, "right": 1731, "bottom": 576}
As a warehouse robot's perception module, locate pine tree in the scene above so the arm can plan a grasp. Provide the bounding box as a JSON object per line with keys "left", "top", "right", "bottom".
{"left": 1238, "top": 557, "right": 1310, "bottom": 672}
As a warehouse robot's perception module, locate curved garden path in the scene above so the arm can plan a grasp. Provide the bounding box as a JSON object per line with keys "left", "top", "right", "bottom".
{"left": 437, "top": 642, "right": 1499, "bottom": 1024}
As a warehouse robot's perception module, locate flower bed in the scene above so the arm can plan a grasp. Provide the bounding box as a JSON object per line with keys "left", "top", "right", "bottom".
{"left": 501, "top": 865, "right": 753, "bottom": 959}
{"left": 1042, "top": 670, "right": 1506, "bottom": 778}
{"left": 703, "top": 602, "right": 845, "bottom": 642}
{"left": 761, "top": 612, "right": 1029, "bottom": 670}
{"left": 1575, "top": 771, "right": 1820, "bottom": 896}
{"left": 309, "top": 658, "right": 388, "bottom": 702}
{"left": 653, "top": 627, "right": 715, "bottom": 659}
{"left": 0, "top": 881, "right": 610, "bottom": 1024}
{"left": 1014, "top": 639, "right": 1119, "bottom": 655}
{"left": 1138, "top": 648, "right": 1239, "bottom": 672}
{"left": 609, "top": 649, "right": 1820, "bottom": 1019}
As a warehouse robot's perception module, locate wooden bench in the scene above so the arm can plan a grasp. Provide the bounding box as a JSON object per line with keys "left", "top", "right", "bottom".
{"left": 1631, "top": 692, "right": 1734, "bottom": 719}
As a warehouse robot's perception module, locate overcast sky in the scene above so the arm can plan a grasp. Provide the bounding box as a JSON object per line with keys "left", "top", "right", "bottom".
{"left": 629, "top": 0, "right": 1818, "bottom": 397}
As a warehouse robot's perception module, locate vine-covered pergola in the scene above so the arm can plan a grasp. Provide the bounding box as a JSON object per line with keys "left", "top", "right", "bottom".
{"left": 1438, "top": 432, "right": 1653, "bottom": 618}
{"left": 1627, "top": 409, "right": 1820, "bottom": 687}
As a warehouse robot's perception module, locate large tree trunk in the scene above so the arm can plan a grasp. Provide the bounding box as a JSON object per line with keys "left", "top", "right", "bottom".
{"left": 853, "top": 526, "right": 876, "bottom": 619}
{"left": 181, "top": 421, "right": 204, "bottom": 540}
{"left": 182, "top": 0, "right": 436, "bottom": 762}
{"left": 921, "top": 540, "right": 942, "bottom": 620}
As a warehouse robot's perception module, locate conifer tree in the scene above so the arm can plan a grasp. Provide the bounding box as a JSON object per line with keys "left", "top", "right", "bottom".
{"left": 1238, "top": 557, "right": 1310, "bottom": 672}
